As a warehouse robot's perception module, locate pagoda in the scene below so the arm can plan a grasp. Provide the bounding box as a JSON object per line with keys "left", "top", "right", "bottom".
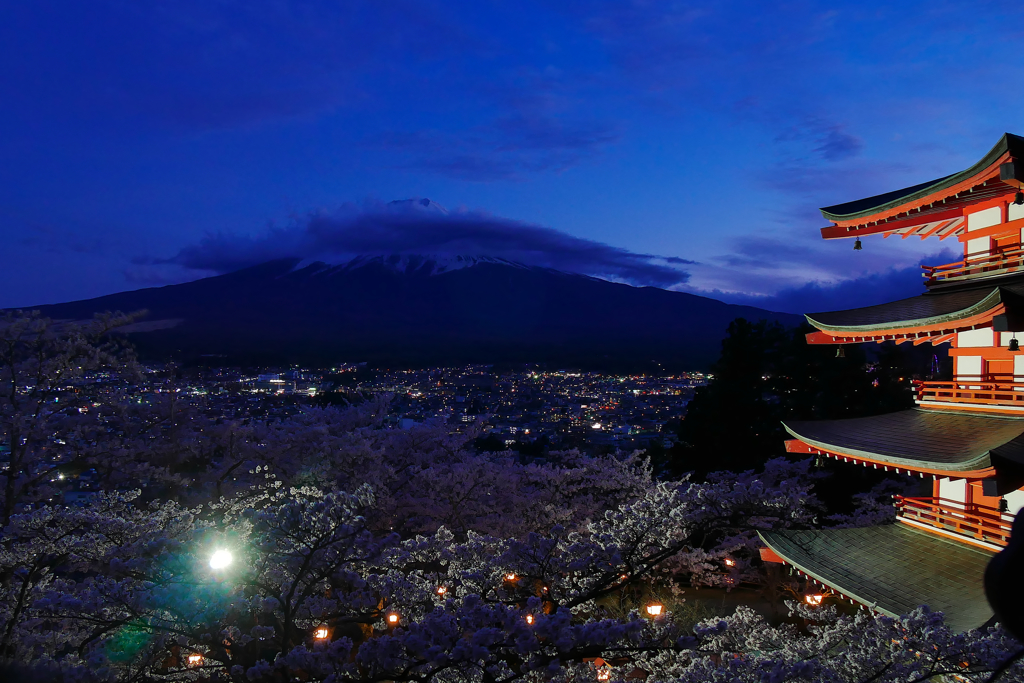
{"left": 758, "top": 133, "right": 1024, "bottom": 632}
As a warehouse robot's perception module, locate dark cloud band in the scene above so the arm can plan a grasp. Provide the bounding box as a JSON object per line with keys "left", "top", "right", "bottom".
{"left": 156, "top": 199, "right": 692, "bottom": 287}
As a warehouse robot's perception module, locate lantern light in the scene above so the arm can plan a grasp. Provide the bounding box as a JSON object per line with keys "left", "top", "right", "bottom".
{"left": 645, "top": 603, "right": 664, "bottom": 616}
{"left": 505, "top": 573, "right": 517, "bottom": 581}
{"left": 436, "top": 586, "right": 447, "bottom": 596}
{"left": 209, "top": 549, "right": 232, "bottom": 570}
{"left": 187, "top": 653, "right": 203, "bottom": 667}
{"left": 805, "top": 594, "right": 824, "bottom": 606}
{"left": 314, "top": 626, "right": 329, "bottom": 640}
{"left": 525, "top": 614, "right": 534, "bottom": 624}
{"left": 724, "top": 558, "right": 735, "bottom": 567}
{"left": 597, "top": 668, "right": 611, "bottom": 680}
{"left": 387, "top": 613, "right": 400, "bottom": 625}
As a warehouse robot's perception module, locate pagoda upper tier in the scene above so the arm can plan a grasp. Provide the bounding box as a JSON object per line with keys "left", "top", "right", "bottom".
{"left": 804, "top": 283, "right": 1024, "bottom": 344}
{"left": 820, "top": 132, "right": 1024, "bottom": 243}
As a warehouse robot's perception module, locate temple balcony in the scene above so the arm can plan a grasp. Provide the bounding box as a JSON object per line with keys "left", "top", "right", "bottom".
{"left": 916, "top": 379, "right": 1024, "bottom": 411}
{"left": 922, "top": 246, "right": 1024, "bottom": 285}
{"left": 894, "top": 495, "right": 1012, "bottom": 549}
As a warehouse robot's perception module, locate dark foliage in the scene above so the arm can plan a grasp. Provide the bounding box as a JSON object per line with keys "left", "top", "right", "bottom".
{"left": 662, "top": 319, "right": 932, "bottom": 481}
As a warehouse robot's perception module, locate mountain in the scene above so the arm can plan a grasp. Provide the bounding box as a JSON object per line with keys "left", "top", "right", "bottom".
{"left": 22, "top": 257, "right": 802, "bottom": 370}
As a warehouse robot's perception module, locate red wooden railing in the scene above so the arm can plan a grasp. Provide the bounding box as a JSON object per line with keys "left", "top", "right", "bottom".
{"left": 915, "top": 379, "right": 1024, "bottom": 407}
{"left": 922, "top": 245, "right": 1024, "bottom": 283}
{"left": 894, "top": 495, "right": 1012, "bottom": 547}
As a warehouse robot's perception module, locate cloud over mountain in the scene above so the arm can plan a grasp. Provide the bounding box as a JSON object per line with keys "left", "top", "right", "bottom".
{"left": 157, "top": 199, "right": 693, "bottom": 287}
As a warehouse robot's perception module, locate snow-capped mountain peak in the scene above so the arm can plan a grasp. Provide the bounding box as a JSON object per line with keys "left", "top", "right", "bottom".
{"left": 339, "top": 254, "right": 528, "bottom": 276}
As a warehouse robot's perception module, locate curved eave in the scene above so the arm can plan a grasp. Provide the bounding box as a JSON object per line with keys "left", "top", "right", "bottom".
{"left": 757, "top": 526, "right": 995, "bottom": 632}
{"left": 757, "top": 530, "right": 899, "bottom": 618}
{"left": 804, "top": 290, "right": 1003, "bottom": 340}
{"left": 785, "top": 435, "right": 995, "bottom": 477}
{"left": 821, "top": 133, "right": 1024, "bottom": 225}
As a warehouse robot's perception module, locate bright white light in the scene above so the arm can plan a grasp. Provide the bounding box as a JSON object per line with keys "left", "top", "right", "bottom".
{"left": 209, "top": 549, "right": 233, "bottom": 570}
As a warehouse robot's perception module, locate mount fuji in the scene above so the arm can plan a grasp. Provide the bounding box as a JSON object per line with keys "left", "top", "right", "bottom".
{"left": 21, "top": 256, "right": 801, "bottom": 370}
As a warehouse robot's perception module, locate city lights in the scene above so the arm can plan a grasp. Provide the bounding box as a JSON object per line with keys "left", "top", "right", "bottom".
{"left": 645, "top": 603, "right": 663, "bottom": 616}
{"left": 209, "top": 549, "right": 233, "bottom": 570}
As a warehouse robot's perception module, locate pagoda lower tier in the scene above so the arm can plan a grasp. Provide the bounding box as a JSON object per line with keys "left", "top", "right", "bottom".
{"left": 759, "top": 525, "right": 994, "bottom": 632}
{"left": 783, "top": 409, "right": 1024, "bottom": 480}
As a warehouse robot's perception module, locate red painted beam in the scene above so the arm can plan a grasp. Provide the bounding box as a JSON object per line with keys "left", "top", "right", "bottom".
{"left": 821, "top": 207, "right": 965, "bottom": 240}
{"left": 957, "top": 216, "right": 1024, "bottom": 242}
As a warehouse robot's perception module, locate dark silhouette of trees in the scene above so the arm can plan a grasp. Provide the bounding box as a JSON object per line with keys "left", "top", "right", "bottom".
{"left": 665, "top": 319, "right": 923, "bottom": 480}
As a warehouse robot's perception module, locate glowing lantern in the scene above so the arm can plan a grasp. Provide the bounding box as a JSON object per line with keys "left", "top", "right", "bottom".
{"left": 505, "top": 573, "right": 517, "bottom": 581}
{"left": 805, "top": 594, "right": 824, "bottom": 606}
{"left": 645, "top": 603, "right": 664, "bottom": 616}
{"left": 187, "top": 653, "right": 203, "bottom": 667}
{"left": 724, "top": 558, "right": 735, "bottom": 567}
{"left": 597, "top": 668, "right": 611, "bottom": 681}
{"left": 387, "top": 612, "right": 400, "bottom": 625}
{"left": 314, "top": 626, "right": 329, "bottom": 640}
{"left": 436, "top": 586, "right": 447, "bottom": 595}
{"left": 525, "top": 614, "right": 534, "bottom": 624}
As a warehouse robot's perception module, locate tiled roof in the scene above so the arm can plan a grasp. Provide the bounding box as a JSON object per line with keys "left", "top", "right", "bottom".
{"left": 806, "top": 287, "right": 999, "bottom": 331}
{"left": 759, "top": 524, "right": 994, "bottom": 632}
{"left": 820, "top": 133, "right": 1024, "bottom": 222}
{"left": 784, "top": 409, "right": 1024, "bottom": 471}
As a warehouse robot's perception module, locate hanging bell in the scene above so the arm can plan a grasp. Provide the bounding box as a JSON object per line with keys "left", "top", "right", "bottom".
{"left": 853, "top": 238, "right": 862, "bottom": 251}
{"left": 1015, "top": 191, "right": 1024, "bottom": 206}
{"left": 1010, "top": 338, "right": 1020, "bottom": 352}
{"left": 836, "top": 346, "right": 846, "bottom": 358}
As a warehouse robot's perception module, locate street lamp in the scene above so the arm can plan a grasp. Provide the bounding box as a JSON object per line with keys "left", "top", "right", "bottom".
{"left": 209, "top": 549, "right": 233, "bottom": 570}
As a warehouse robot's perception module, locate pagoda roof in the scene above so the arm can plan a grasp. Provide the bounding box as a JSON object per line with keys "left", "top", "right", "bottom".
{"left": 759, "top": 524, "right": 993, "bottom": 632}
{"left": 803, "top": 283, "right": 1024, "bottom": 342}
{"left": 783, "top": 409, "right": 1024, "bottom": 474}
{"left": 820, "top": 133, "right": 1024, "bottom": 240}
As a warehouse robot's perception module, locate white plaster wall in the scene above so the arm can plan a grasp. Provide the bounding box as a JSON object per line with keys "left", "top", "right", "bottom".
{"left": 968, "top": 206, "right": 1002, "bottom": 230}
{"left": 958, "top": 329, "right": 993, "bottom": 347}
{"left": 938, "top": 478, "right": 968, "bottom": 505}
{"left": 966, "top": 206, "right": 1001, "bottom": 258}
{"left": 1009, "top": 201, "right": 1024, "bottom": 222}
{"left": 1004, "top": 490, "right": 1024, "bottom": 516}
{"left": 956, "top": 355, "right": 982, "bottom": 381}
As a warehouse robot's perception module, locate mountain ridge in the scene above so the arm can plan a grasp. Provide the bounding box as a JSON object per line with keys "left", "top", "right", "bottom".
{"left": 18, "top": 257, "right": 802, "bottom": 371}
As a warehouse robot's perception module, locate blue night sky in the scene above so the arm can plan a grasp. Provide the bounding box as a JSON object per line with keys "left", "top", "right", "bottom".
{"left": 2, "top": 1, "right": 1022, "bottom": 312}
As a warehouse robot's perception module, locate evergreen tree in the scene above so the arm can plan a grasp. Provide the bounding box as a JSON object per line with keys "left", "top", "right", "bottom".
{"left": 666, "top": 318, "right": 922, "bottom": 479}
